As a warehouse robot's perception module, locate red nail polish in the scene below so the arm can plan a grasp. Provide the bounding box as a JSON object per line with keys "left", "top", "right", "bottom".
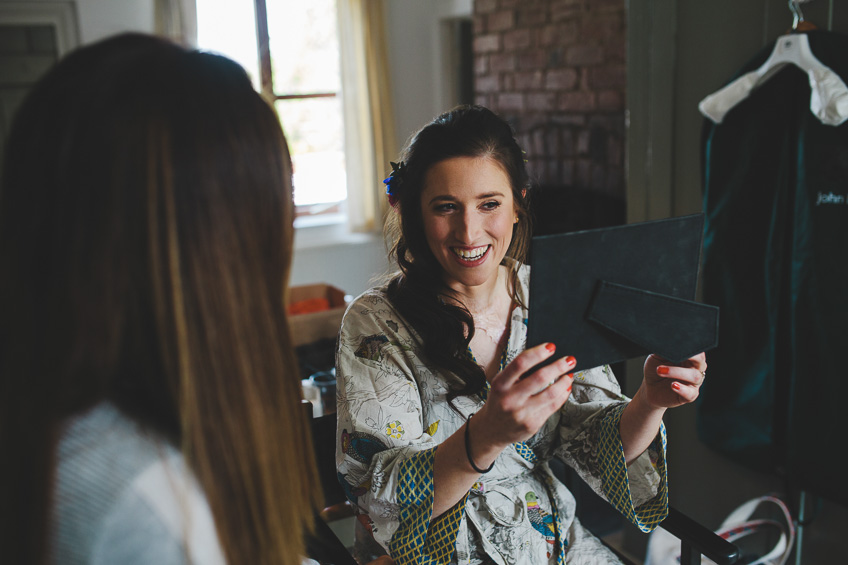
{"left": 671, "top": 382, "right": 681, "bottom": 390}
{"left": 657, "top": 366, "right": 670, "bottom": 376}
{"left": 565, "top": 356, "right": 576, "bottom": 366}
{"left": 566, "top": 384, "right": 572, "bottom": 392}
{"left": 545, "top": 343, "right": 556, "bottom": 353}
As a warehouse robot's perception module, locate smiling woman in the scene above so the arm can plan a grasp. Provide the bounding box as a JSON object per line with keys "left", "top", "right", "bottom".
{"left": 334, "top": 105, "right": 707, "bottom": 565}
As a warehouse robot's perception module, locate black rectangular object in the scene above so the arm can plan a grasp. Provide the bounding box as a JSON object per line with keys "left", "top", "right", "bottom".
{"left": 527, "top": 214, "right": 718, "bottom": 372}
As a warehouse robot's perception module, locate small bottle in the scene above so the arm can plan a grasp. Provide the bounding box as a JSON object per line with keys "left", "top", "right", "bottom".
{"left": 309, "top": 370, "right": 337, "bottom": 415}
{"left": 301, "top": 378, "right": 322, "bottom": 417}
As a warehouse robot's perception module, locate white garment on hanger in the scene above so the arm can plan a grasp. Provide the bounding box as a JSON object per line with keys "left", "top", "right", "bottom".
{"left": 699, "top": 33, "right": 848, "bottom": 127}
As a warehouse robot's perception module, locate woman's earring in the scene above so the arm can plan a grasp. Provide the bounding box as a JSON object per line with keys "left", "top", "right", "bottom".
{"left": 514, "top": 216, "right": 519, "bottom": 224}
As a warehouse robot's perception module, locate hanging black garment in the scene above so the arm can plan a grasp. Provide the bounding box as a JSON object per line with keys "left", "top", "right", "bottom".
{"left": 699, "top": 30, "right": 848, "bottom": 507}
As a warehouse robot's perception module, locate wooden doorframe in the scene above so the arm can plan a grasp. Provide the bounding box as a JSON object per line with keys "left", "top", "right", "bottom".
{"left": 625, "top": 0, "right": 677, "bottom": 224}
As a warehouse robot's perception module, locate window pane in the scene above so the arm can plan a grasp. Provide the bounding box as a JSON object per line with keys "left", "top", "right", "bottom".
{"left": 276, "top": 97, "right": 347, "bottom": 206}
{"left": 266, "top": 0, "right": 341, "bottom": 95}
{"left": 195, "top": 0, "right": 260, "bottom": 89}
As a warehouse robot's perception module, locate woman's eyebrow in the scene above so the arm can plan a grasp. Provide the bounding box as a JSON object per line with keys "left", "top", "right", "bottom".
{"left": 428, "top": 191, "right": 506, "bottom": 205}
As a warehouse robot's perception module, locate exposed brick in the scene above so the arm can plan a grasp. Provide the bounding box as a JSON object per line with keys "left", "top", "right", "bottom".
{"left": 560, "top": 161, "right": 575, "bottom": 185}
{"left": 547, "top": 46, "right": 566, "bottom": 67}
{"left": 476, "top": 74, "right": 501, "bottom": 93}
{"left": 474, "top": 34, "right": 502, "bottom": 53}
{"left": 588, "top": 127, "right": 608, "bottom": 161}
{"left": 560, "top": 129, "right": 575, "bottom": 156}
{"left": 551, "top": 114, "right": 587, "bottom": 127}
{"left": 532, "top": 129, "right": 545, "bottom": 155}
{"left": 559, "top": 91, "right": 596, "bottom": 113}
{"left": 528, "top": 92, "right": 556, "bottom": 112}
{"left": 605, "top": 39, "right": 626, "bottom": 63}
{"left": 591, "top": 164, "right": 606, "bottom": 190}
{"left": 545, "top": 129, "right": 561, "bottom": 155}
{"left": 538, "top": 21, "right": 580, "bottom": 46}
{"left": 518, "top": 7, "right": 548, "bottom": 27}
{"left": 576, "top": 159, "right": 591, "bottom": 188}
{"left": 472, "top": 0, "right": 625, "bottom": 205}
{"left": 578, "top": 67, "right": 590, "bottom": 89}
{"left": 590, "top": 64, "right": 626, "bottom": 88}
{"left": 538, "top": 24, "right": 557, "bottom": 47}
{"left": 546, "top": 68, "right": 578, "bottom": 91}
{"left": 580, "top": 14, "right": 624, "bottom": 42}
{"left": 607, "top": 135, "right": 623, "bottom": 166}
{"left": 498, "top": 92, "right": 525, "bottom": 111}
{"left": 598, "top": 90, "right": 624, "bottom": 111}
{"left": 521, "top": 113, "right": 549, "bottom": 131}
{"left": 488, "top": 10, "right": 516, "bottom": 33}
{"left": 490, "top": 53, "right": 517, "bottom": 73}
{"left": 594, "top": 0, "right": 624, "bottom": 12}
{"left": 475, "top": 0, "right": 499, "bottom": 15}
{"left": 551, "top": 0, "right": 583, "bottom": 22}
{"left": 576, "top": 130, "right": 590, "bottom": 154}
{"left": 475, "top": 55, "right": 489, "bottom": 76}
{"left": 605, "top": 166, "right": 624, "bottom": 194}
{"left": 566, "top": 44, "right": 604, "bottom": 66}
{"left": 503, "top": 29, "right": 532, "bottom": 51}
{"left": 517, "top": 50, "right": 547, "bottom": 70}
{"left": 514, "top": 70, "right": 544, "bottom": 90}
{"left": 473, "top": 14, "right": 487, "bottom": 35}
{"left": 588, "top": 115, "right": 625, "bottom": 134}
{"left": 526, "top": 158, "right": 544, "bottom": 181}
{"left": 475, "top": 94, "right": 492, "bottom": 107}
{"left": 553, "top": 161, "right": 568, "bottom": 185}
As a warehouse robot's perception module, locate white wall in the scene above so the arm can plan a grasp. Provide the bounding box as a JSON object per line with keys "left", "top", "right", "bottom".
{"left": 74, "top": 0, "right": 154, "bottom": 44}
{"left": 385, "top": 0, "right": 472, "bottom": 147}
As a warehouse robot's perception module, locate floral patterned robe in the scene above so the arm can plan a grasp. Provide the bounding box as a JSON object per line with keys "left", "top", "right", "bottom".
{"left": 335, "top": 264, "right": 668, "bottom": 565}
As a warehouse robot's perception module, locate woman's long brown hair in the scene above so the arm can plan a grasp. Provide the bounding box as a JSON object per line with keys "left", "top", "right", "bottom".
{"left": 384, "top": 105, "right": 532, "bottom": 400}
{"left": 0, "top": 34, "right": 318, "bottom": 565}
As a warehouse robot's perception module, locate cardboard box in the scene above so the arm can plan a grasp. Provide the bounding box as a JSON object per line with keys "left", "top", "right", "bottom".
{"left": 287, "top": 283, "right": 350, "bottom": 347}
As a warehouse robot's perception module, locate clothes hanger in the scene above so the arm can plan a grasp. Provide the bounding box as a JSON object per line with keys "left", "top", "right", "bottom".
{"left": 788, "top": 0, "right": 818, "bottom": 33}
{"left": 699, "top": 0, "right": 848, "bottom": 126}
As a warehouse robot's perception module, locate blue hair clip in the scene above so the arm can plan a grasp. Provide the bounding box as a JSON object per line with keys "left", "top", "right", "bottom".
{"left": 383, "top": 161, "right": 406, "bottom": 206}
{"left": 383, "top": 161, "right": 407, "bottom": 197}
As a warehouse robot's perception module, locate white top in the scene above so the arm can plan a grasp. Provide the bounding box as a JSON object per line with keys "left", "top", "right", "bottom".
{"left": 49, "top": 402, "right": 226, "bottom": 565}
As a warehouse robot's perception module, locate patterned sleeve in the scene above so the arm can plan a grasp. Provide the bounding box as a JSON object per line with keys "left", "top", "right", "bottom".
{"left": 551, "top": 365, "right": 669, "bottom": 532}
{"left": 335, "top": 291, "right": 467, "bottom": 564}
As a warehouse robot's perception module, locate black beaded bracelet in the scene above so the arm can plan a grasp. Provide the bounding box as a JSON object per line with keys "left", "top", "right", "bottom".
{"left": 464, "top": 413, "right": 495, "bottom": 474}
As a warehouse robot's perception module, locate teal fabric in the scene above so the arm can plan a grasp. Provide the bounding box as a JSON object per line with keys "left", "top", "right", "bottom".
{"left": 699, "top": 30, "right": 848, "bottom": 506}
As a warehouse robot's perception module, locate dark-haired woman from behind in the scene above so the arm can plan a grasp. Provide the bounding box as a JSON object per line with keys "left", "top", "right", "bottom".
{"left": 335, "top": 105, "right": 707, "bottom": 564}
{"left": 0, "top": 34, "right": 317, "bottom": 564}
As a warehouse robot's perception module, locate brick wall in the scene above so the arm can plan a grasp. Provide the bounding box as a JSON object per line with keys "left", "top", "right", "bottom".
{"left": 473, "top": 0, "right": 626, "bottom": 202}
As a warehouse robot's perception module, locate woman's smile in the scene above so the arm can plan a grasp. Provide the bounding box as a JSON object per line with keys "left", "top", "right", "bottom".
{"left": 451, "top": 244, "right": 490, "bottom": 264}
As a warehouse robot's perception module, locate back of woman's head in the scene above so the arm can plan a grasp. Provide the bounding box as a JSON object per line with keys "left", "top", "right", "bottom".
{"left": 0, "top": 33, "right": 317, "bottom": 565}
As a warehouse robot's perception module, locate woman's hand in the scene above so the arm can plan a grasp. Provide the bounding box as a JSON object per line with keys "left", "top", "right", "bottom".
{"left": 618, "top": 352, "right": 706, "bottom": 463}
{"left": 473, "top": 343, "right": 576, "bottom": 450}
{"left": 431, "top": 343, "right": 576, "bottom": 517}
{"left": 641, "top": 352, "right": 707, "bottom": 409}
